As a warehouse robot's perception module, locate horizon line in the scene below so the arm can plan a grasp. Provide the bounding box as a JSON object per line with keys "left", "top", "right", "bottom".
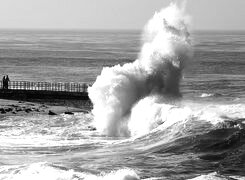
{"left": 0, "top": 27, "right": 245, "bottom": 32}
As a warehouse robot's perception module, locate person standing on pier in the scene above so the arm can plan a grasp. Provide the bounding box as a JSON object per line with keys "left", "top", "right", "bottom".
{"left": 2, "top": 75, "right": 6, "bottom": 89}
{"left": 5, "top": 75, "right": 10, "bottom": 89}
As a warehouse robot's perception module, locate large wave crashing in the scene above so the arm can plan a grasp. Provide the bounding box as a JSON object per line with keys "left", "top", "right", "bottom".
{"left": 88, "top": 3, "right": 192, "bottom": 137}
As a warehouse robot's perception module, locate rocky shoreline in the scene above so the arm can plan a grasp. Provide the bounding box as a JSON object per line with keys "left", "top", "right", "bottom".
{"left": 0, "top": 99, "right": 90, "bottom": 117}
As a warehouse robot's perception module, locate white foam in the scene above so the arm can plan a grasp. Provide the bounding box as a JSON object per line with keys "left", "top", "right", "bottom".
{"left": 88, "top": 3, "right": 192, "bottom": 137}
{"left": 128, "top": 96, "right": 192, "bottom": 137}
{"left": 191, "top": 103, "right": 245, "bottom": 125}
{"left": 0, "top": 112, "right": 112, "bottom": 148}
{"left": 200, "top": 93, "right": 214, "bottom": 98}
{"left": 0, "top": 163, "right": 140, "bottom": 180}
{"left": 188, "top": 172, "right": 245, "bottom": 180}
{"left": 0, "top": 163, "right": 80, "bottom": 180}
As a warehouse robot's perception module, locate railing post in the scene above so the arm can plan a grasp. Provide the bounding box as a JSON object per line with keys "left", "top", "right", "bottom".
{"left": 1, "top": 80, "right": 90, "bottom": 93}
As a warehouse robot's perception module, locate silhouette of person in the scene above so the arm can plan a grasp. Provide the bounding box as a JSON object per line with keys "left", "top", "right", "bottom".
{"left": 2, "top": 75, "right": 6, "bottom": 89}
{"left": 5, "top": 75, "right": 10, "bottom": 89}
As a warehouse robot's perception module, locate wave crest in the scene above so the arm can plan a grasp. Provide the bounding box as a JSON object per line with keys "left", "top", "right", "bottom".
{"left": 88, "top": 3, "right": 192, "bottom": 137}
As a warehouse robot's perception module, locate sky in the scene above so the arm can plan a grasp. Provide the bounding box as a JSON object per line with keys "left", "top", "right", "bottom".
{"left": 0, "top": 0, "right": 244, "bottom": 30}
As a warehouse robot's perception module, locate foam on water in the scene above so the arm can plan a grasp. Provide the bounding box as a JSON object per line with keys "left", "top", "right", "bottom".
{"left": 188, "top": 172, "right": 245, "bottom": 180}
{"left": 2, "top": 163, "right": 245, "bottom": 180}
{"left": 124, "top": 100, "right": 245, "bottom": 148}
{"left": 0, "top": 112, "right": 109, "bottom": 148}
{"left": 0, "top": 163, "right": 140, "bottom": 180}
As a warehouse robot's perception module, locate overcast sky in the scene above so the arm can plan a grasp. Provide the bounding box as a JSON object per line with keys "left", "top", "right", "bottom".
{"left": 0, "top": 0, "right": 244, "bottom": 30}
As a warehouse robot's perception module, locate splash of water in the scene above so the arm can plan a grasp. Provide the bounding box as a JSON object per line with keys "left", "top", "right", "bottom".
{"left": 88, "top": 3, "right": 192, "bottom": 137}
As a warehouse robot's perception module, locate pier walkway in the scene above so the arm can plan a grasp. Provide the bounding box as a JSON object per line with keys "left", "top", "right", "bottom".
{"left": 0, "top": 81, "right": 90, "bottom": 101}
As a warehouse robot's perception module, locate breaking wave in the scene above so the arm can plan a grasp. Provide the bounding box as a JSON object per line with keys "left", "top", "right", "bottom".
{"left": 88, "top": 3, "right": 192, "bottom": 137}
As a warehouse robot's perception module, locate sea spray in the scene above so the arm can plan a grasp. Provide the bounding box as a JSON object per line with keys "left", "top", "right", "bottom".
{"left": 88, "top": 3, "right": 192, "bottom": 137}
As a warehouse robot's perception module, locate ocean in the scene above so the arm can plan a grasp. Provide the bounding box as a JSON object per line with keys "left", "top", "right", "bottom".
{"left": 0, "top": 14, "right": 245, "bottom": 180}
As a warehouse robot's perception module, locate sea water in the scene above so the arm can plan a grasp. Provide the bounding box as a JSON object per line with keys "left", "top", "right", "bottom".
{"left": 0, "top": 5, "right": 245, "bottom": 180}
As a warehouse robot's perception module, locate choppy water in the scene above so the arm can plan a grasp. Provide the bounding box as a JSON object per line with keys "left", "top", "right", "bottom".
{"left": 0, "top": 30, "right": 245, "bottom": 180}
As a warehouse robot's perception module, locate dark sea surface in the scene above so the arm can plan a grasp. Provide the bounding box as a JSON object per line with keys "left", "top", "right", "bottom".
{"left": 0, "top": 30, "right": 245, "bottom": 180}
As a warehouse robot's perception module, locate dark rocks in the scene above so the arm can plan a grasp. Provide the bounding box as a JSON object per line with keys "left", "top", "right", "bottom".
{"left": 40, "top": 104, "right": 48, "bottom": 108}
{"left": 64, "top": 111, "right": 74, "bottom": 115}
{"left": 0, "top": 108, "right": 6, "bottom": 114}
{"left": 48, "top": 110, "right": 57, "bottom": 115}
{"left": 5, "top": 107, "right": 13, "bottom": 112}
{"left": 88, "top": 126, "right": 96, "bottom": 131}
{"left": 25, "top": 108, "right": 32, "bottom": 113}
{"left": 35, "top": 109, "right": 40, "bottom": 112}
{"left": 16, "top": 108, "right": 22, "bottom": 112}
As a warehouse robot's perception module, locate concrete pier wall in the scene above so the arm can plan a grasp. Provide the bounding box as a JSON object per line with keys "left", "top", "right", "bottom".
{"left": 0, "top": 89, "right": 89, "bottom": 101}
{"left": 0, "top": 81, "right": 91, "bottom": 108}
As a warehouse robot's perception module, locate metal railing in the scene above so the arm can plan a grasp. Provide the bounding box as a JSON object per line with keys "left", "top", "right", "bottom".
{"left": 0, "top": 81, "right": 90, "bottom": 93}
